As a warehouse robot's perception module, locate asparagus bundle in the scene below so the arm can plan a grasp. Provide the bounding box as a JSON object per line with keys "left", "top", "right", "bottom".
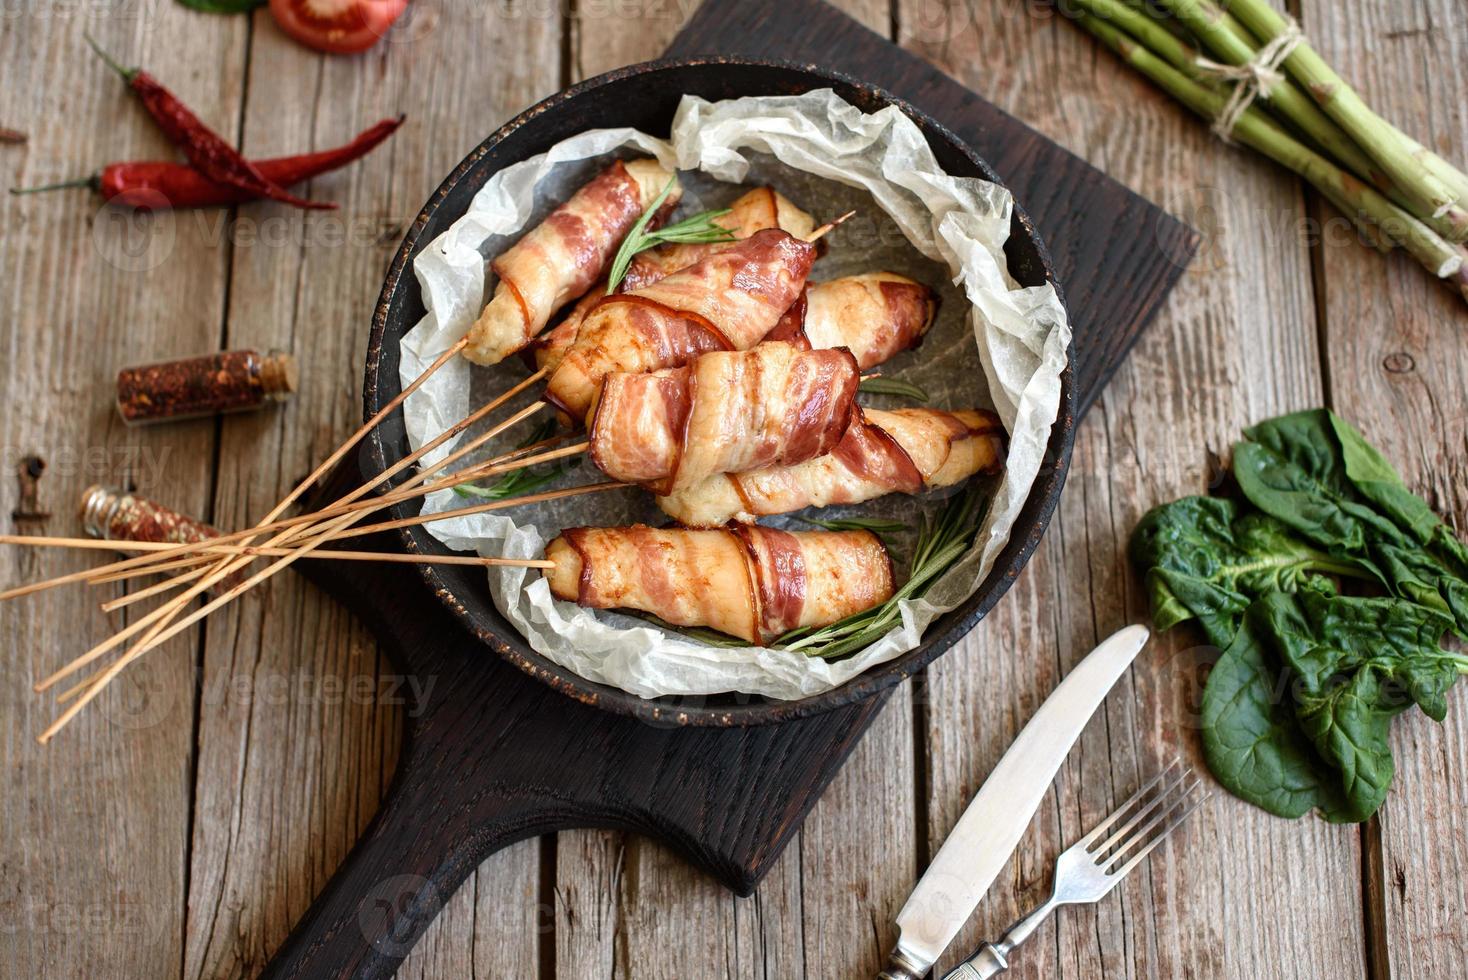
{"left": 1061, "top": 0, "right": 1468, "bottom": 301}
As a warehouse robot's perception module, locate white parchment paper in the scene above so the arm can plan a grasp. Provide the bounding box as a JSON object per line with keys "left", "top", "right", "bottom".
{"left": 398, "top": 90, "right": 1070, "bottom": 700}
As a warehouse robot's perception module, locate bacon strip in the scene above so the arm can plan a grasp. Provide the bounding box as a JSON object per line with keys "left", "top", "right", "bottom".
{"left": 544, "top": 525, "right": 893, "bottom": 644}
{"left": 464, "top": 158, "right": 678, "bottom": 366}
{"left": 543, "top": 229, "right": 817, "bottom": 420}
{"left": 532, "top": 187, "right": 814, "bottom": 375}
{"left": 588, "top": 343, "right": 859, "bottom": 495}
{"left": 766, "top": 272, "right": 938, "bottom": 369}
{"left": 658, "top": 408, "right": 1006, "bottom": 527}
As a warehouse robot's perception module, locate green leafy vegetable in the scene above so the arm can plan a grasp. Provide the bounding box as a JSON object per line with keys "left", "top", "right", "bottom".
{"left": 176, "top": 0, "right": 266, "bottom": 12}
{"left": 1134, "top": 408, "right": 1468, "bottom": 823}
{"left": 1234, "top": 409, "right": 1468, "bottom": 637}
{"left": 604, "top": 178, "right": 736, "bottom": 294}
{"left": 1129, "top": 495, "right": 1373, "bottom": 647}
{"left": 858, "top": 377, "right": 929, "bottom": 402}
{"left": 1202, "top": 591, "right": 1466, "bottom": 823}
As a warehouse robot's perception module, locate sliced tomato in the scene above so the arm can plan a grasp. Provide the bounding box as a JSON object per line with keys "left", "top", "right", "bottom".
{"left": 269, "top": 0, "right": 409, "bottom": 55}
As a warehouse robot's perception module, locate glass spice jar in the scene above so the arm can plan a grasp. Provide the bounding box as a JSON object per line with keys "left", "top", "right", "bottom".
{"left": 80, "top": 485, "right": 243, "bottom": 591}
{"left": 115, "top": 348, "right": 297, "bottom": 425}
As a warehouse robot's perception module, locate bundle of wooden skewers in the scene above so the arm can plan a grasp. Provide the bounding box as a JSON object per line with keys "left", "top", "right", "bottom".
{"left": 5, "top": 158, "right": 1010, "bottom": 743}
{"left": 1060, "top": 0, "right": 1468, "bottom": 300}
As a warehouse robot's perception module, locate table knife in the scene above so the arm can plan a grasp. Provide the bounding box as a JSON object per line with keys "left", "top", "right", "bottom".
{"left": 875, "top": 624, "right": 1150, "bottom": 980}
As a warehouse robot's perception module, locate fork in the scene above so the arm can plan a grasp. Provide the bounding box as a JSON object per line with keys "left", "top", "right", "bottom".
{"left": 939, "top": 760, "right": 1209, "bottom": 980}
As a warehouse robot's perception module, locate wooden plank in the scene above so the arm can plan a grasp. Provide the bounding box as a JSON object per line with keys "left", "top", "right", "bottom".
{"left": 1301, "top": 0, "right": 1468, "bottom": 976}
{"left": 176, "top": 8, "right": 561, "bottom": 979}
{"left": 573, "top": 0, "right": 892, "bottom": 77}
{"left": 557, "top": 4, "right": 917, "bottom": 977}
{"left": 0, "top": 12, "right": 245, "bottom": 979}
{"left": 905, "top": 6, "right": 1366, "bottom": 978}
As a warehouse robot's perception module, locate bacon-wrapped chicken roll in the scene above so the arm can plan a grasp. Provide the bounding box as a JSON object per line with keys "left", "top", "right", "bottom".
{"left": 587, "top": 342, "right": 859, "bottom": 494}
{"left": 767, "top": 272, "right": 937, "bottom": 369}
{"left": 658, "top": 408, "right": 1005, "bottom": 526}
{"left": 464, "top": 158, "right": 678, "bottom": 366}
{"left": 543, "top": 229, "right": 818, "bottom": 419}
{"left": 544, "top": 525, "right": 893, "bottom": 644}
{"left": 533, "top": 187, "right": 816, "bottom": 375}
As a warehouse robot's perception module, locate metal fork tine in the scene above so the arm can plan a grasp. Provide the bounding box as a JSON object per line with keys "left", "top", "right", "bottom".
{"left": 1076, "top": 758, "right": 1181, "bottom": 850}
{"left": 1105, "top": 788, "right": 1211, "bottom": 879}
{"left": 1101, "top": 776, "right": 1205, "bottom": 872}
{"left": 1089, "top": 766, "right": 1193, "bottom": 858}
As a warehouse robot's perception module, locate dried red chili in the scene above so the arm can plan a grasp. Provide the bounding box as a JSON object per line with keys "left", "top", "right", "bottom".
{"left": 11, "top": 116, "right": 404, "bottom": 210}
{"left": 85, "top": 34, "right": 333, "bottom": 211}
{"left": 116, "top": 349, "right": 297, "bottom": 426}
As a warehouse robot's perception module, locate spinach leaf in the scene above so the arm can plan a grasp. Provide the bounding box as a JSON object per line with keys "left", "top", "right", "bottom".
{"left": 1129, "top": 495, "right": 1372, "bottom": 648}
{"left": 1234, "top": 409, "right": 1406, "bottom": 552}
{"left": 1203, "top": 590, "right": 1465, "bottom": 823}
{"left": 1236, "top": 409, "right": 1468, "bottom": 638}
{"left": 1137, "top": 409, "right": 1468, "bottom": 822}
{"left": 1262, "top": 590, "right": 1462, "bottom": 821}
{"left": 1200, "top": 605, "right": 1346, "bottom": 820}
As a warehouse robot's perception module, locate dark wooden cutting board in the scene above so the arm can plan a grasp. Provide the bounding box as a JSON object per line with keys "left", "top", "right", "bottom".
{"left": 258, "top": 2, "right": 1198, "bottom": 976}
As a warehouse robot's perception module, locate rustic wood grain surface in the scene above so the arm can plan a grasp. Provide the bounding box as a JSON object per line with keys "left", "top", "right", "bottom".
{"left": 1, "top": 0, "right": 1464, "bottom": 978}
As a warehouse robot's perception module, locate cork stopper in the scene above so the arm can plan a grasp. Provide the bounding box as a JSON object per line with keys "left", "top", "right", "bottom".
{"left": 79, "top": 484, "right": 124, "bottom": 540}
{"left": 259, "top": 351, "right": 298, "bottom": 399}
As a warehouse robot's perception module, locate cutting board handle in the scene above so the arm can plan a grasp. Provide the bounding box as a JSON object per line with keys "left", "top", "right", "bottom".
{"left": 256, "top": 718, "right": 560, "bottom": 980}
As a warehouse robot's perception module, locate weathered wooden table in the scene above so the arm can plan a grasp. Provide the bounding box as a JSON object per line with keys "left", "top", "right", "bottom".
{"left": 2, "top": 1, "right": 1465, "bottom": 977}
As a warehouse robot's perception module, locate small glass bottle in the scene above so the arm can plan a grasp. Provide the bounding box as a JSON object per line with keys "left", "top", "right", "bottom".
{"left": 80, "top": 485, "right": 243, "bottom": 590}
{"left": 115, "top": 348, "right": 297, "bottom": 425}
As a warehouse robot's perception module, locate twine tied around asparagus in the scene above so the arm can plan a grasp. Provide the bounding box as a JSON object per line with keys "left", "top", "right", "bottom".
{"left": 1193, "top": 16, "right": 1303, "bottom": 143}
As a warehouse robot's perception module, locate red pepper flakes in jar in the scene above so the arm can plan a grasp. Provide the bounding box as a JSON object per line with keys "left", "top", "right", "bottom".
{"left": 80, "top": 485, "right": 243, "bottom": 590}
{"left": 115, "top": 348, "right": 297, "bottom": 425}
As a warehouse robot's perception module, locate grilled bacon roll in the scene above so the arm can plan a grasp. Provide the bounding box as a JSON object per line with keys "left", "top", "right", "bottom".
{"left": 543, "top": 229, "right": 818, "bottom": 419}
{"left": 658, "top": 408, "right": 1006, "bottom": 527}
{"left": 623, "top": 186, "right": 817, "bottom": 291}
{"left": 767, "top": 272, "right": 937, "bottom": 369}
{"left": 533, "top": 187, "right": 816, "bottom": 375}
{"left": 464, "top": 158, "right": 678, "bottom": 366}
{"left": 587, "top": 343, "right": 859, "bottom": 495}
{"left": 544, "top": 525, "right": 893, "bottom": 644}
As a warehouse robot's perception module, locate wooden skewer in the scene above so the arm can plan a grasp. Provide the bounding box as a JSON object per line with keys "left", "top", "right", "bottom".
{"left": 39, "top": 507, "right": 362, "bottom": 742}
{"left": 2, "top": 365, "right": 551, "bottom": 604}
{"left": 0, "top": 536, "right": 554, "bottom": 566}
{"left": 83, "top": 444, "right": 583, "bottom": 594}
{"left": 34, "top": 415, "right": 558, "bottom": 696}
{"left": 93, "top": 476, "right": 621, "bottom": 615}
{"left": 804, "top": 209, "right": 855, "bottom": 243}
{"left": 111, "top": 397, "right": 553, "bottom": 578}
{"left": 169, "top": 334, "right": 473, "bottom": 599}
{"left": 88, "top": 437, "right": 587, "bottom": 614}
{"left": 4, "top": 392, "right": 551, "bottom": 606}
{"left": 5, "top": 430, "right": 574, "bottom": 605}
{"left": 36, "top": 406, "right": 575, "bottom": 726}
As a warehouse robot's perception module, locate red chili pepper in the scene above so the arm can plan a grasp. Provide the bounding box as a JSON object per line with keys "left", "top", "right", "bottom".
{"left": 10, "top": 116, "right": 404, "bottom": 209}
{"left": 84, "top": 34, "right": 334, "bottom": 211}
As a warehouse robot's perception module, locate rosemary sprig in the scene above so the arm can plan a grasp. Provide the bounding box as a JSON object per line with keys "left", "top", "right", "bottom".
{"left": 636, "top": 613, "right": 748, "bottom": 648}
{"left": 776, "top": 484, "right": 988, "bottom": 659}
{"left": 453, "top": 418, "right": 572, "bottom": 500}
{"left": 605, "top": 177, "right": 736, "bottom": 294}
{"left": 800, "top": 514, "right": 909, "bottom": 551}
{"left": 858, "top": 377, "right": 929, "bottom": 402}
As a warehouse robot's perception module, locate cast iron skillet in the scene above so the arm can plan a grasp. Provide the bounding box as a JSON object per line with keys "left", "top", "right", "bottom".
{"left": 364, "top": 57, "right": 1075, "bottom": 726}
